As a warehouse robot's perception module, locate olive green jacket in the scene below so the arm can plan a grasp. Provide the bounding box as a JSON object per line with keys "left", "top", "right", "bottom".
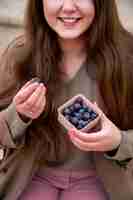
{"left": 0, "top": 103, "right": 133, "bottom": 200}
{"left": 0, "top": 37, "right": 133, "bottom": 200}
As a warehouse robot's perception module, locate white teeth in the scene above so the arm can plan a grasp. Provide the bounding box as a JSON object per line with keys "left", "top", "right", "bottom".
{"left": 60, "top": 18, "right": 79, "bottom": 23}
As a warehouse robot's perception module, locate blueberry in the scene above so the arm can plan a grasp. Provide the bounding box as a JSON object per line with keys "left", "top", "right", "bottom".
{"left": 82, "top": 103, "right": 89, "bottom": 111}
{"left": 69, "top": 105, "right": 75, "bottom": 112}
{"left": 74, "top": 103, "right": 81, "bottom": 110}
{"left": 63, "top": 108, "right": 71, "bottom": 115}
{"left": 79, "top": 108, "right": 85, "bottom": 114}
{"left": 73, "top": 112, "right": 82, "bottom": 120}
{"left": 82, "top": 120, "right": 88, "bottom": 127}
{"left": 75, "top": 98, "right": 83, "bottom": 105}
{"left": 86, "top": 107, "right": 93, "bottom": 113}
{"left": 70, "top": 116, "right": 79, "bottom": 126}
{"left": 65, "top": 114, "right": 71, "bottom": 121}
{"left": 77, "top": 123, "right": 83, "bottom": 130}
{"left": 90, "top": 111, "right": 97, "bottom": 120}
{"left": 82, "top": 112, "right": 91, "bottom": 121}
{"left": 77, "top": 120, "right": 88, "bottom": 129}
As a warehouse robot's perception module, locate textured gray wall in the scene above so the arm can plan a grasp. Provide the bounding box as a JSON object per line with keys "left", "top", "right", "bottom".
{"left": 0, "top": 0, "right": 26, "bottom": 26}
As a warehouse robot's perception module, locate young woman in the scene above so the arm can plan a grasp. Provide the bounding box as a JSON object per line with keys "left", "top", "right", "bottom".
{"left": 0, "top": 0, "right": 133, "bottom": 199}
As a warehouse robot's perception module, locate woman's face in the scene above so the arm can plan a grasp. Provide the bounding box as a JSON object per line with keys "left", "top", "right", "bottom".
{"left": 43, "top": 0, "right": 95, "bottom": 40}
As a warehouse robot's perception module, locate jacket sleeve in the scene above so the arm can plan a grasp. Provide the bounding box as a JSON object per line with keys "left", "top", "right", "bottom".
{"left": 0, "top": 36, "right": 31, "bottom": 149}
{"left": 0, "top": 102, "right": 31, "bottom": 148}
{"left": 105, "top": 130, "right": 133, "bottom": 161}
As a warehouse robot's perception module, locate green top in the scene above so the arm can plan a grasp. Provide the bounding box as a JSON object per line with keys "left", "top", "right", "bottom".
{"left": 50, "top": 63, "right": 98, "bottom": 170}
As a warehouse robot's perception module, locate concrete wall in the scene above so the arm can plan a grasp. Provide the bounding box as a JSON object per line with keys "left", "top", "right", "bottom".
{"left": 118, "top": 0, "right": 133, "bottom": 32}
{"left": 0, "top": 0, "right": 25, "bottom": 54}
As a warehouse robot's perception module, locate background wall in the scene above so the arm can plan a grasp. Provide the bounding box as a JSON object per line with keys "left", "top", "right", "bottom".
{"left": 0, "top": 0, "right": 26, "bottom": 54}
{"left": 0, "top": 0, "right": 133, "bottom": 54}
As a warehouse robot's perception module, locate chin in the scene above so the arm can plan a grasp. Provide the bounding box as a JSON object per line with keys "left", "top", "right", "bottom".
{"left": 57, "top": 32, "right": 84, "bottom": 40}
{"left": 55, "top": 26, "right": 89, "bottom": 40}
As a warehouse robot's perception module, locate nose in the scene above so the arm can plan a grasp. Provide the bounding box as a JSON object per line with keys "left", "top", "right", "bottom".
{"left": 62, "top": 0, "right": 76, "bottom": 10}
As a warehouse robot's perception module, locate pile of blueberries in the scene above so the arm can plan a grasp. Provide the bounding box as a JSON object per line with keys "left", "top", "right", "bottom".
{"left": 62, "top": 97, "right": 98, "bottom": 130}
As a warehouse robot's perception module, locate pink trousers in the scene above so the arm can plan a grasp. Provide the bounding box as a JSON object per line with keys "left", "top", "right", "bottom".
{"left": 20, "top": 167, "right": 109, "bottom": 200}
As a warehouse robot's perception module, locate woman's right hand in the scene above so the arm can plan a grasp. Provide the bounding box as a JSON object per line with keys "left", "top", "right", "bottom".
{"left": 13, "top": 79, "right": 47, "bottom": 120}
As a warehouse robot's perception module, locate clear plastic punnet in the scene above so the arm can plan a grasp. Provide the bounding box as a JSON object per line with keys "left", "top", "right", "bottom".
{"left": 58, "top": 94, "right": 101, "bottom": 132}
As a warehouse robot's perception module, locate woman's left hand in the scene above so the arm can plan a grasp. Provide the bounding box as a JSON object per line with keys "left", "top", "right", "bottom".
{"left": 68, "top": 103, "right": 122, "bottom": 152}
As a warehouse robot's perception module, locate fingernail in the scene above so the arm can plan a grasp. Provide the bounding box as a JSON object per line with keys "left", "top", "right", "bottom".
{"left": 68, "top": 131, "right": 73, "bottom": 139}
{"left": 39, "top": 83, "right": 47, "bottom": 90}
{"left": 94, "top": 102, "right": 98, "bottom": 106}
{"left": 32, "top": 82, "right": 39, "bottom": 86}
{"left": 30, "top": 77, "right": 41, "bottom": 83}
{"left": 39, "top": 83, "right": 44, "bottom": 87}
{"left": 68, "top": 129, "right": 75, "bottom": 136}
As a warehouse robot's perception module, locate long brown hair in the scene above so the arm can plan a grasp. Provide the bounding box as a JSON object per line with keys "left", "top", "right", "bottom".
{"left": 90, "top": 0, "right": 133, "bottom": 129}
{"left": 0, "top": 0, "right": 133, "bottom": 163}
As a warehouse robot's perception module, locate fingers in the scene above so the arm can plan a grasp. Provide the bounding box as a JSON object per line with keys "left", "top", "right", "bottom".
{"left": 13, "top": 78, "right": 48, "bottom": 120}
{"left": 14, "top": 82, "right": 40, "bottom": 104}
{"left": 20, "top": 78, "right": 40, "bottom": 91}
{"left": 22, "top": 83, "right": 46, "bottom": 112}
{"left": 30, "top": 88, "right": 47, "bottom": 119}
{"left": 34, "top": 87, "right": 46, "bottom": 110}
{"left": 20, "top": 80, "right": 32, "bottom": 91}
{"left": 69, "top": 131, "right": 108, "bottom": 151}
{"left": 16, "top": 83, "right": 47, "bottom": 119}
{"left": 69, "top": 132, "right": 99, "bottom": 151}
{"left": 69, "top": 134, "right": 90, "bottom": 151}
{"left": 68, "top": 128, "right": 105, "bottom": 143}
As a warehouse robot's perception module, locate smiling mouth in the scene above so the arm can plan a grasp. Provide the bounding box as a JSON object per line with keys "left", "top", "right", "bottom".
{"left": 58, "top": 17, "right": 82, "bottom": 24}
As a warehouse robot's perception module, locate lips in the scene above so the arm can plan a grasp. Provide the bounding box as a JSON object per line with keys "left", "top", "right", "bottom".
{"left": 58, "top": 17, "right": 81, "bottom": 25}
